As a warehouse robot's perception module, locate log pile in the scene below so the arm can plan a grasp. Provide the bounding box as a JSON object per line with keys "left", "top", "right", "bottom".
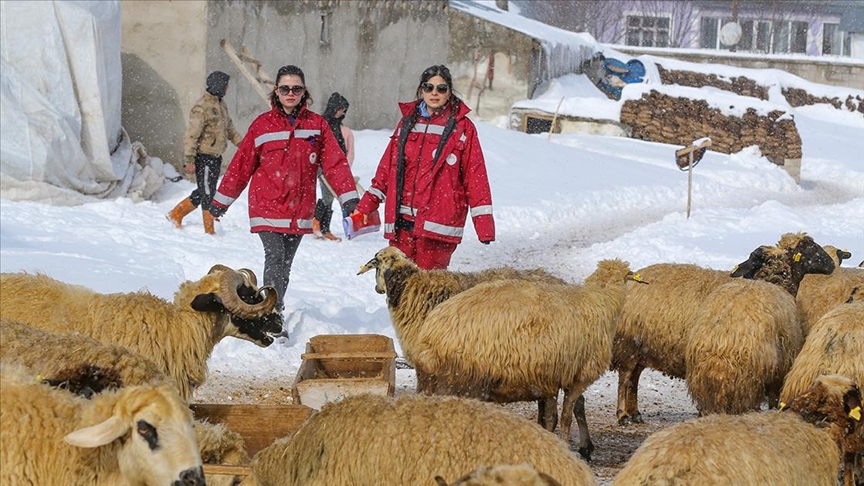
{"left": 620, "top": 90, "right": 802, "bottom": 164}
{"left": 782, "top": 87, "right": 864, "bottom": 114}
{"left": 656, "top": 64, "right": 768, "bottom": 100}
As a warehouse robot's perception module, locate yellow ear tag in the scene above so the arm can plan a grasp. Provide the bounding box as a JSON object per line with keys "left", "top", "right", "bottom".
{"left": 633, "top": 273, "right": 643, "bottom": 282}
{"left": 732, "top": 264, "right": 739, "bottom": 272}
{"left": 794, "top": 253, "right": 801, "bottom": 262}
{"left": 779, "top": 401, "right": 787, "bottom": 411}
{"left": 850, "top": 406, "right": 862, "bottom": 421}
{"left": 36, "top": 374, "right": 44, "bottom": 382}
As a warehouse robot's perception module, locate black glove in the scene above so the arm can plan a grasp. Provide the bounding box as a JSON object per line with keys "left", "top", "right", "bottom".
{"left": 209, "top": 205, "right": 227, "bottom": 219}
{"left": 342, "top": 198, "right": 360, "bottom": 215}
{"left": 481, "top": 240, "right": 491, "bottom": 245}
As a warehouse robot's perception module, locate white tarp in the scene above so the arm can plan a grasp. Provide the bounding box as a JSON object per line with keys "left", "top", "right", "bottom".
{"left": 0, "top": 0, "right": 169, "bottom": 205}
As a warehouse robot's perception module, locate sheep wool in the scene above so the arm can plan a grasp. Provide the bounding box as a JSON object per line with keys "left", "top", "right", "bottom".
{"left": 781, "top": 300, "right": 864, "bottom": 405}
{"left": 411, "top": 259, "right": 632, "bottom": 458}
{"left": 613, "top": 263, "right": 731, "bottom": 424}
{"left": 436, "top": 463, "right": 564, "bottom": 486}
{"left": 685, "top": 278, "right": 802, "bottom": 414}
{"left": 797, "top": 268, "right": 864, "bottom": 337}
{"left": 0, "top": 363, "right": 204, "bottom": 486}
{"left": 194, "top": 420, "right": 250, "bottom": 486}
{"left": 240, "top": 394, "right": 595, "bottom": 486}
{"left": 0, "top": 267, "right": 281, "bottom": 401}
{"left": 0, "top": 318, "right": 171, "bottom": 393}
{"left": 612, "top": 375, "right": 862, "bottom": 486}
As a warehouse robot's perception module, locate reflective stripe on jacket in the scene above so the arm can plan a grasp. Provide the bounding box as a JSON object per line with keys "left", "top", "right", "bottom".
{"left": 212, "top": 104, "right": 358, "bottom": 234}
{"left": 356, "top": 100, "right": 495, "bottom": 244}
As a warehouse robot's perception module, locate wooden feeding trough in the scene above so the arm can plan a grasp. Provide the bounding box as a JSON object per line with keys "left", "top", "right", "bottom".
{"left": 291, "top": 333, "right": 397, "bottom": 410}
{"left": 190, "top": 403, "right": 315, "bottom": 478}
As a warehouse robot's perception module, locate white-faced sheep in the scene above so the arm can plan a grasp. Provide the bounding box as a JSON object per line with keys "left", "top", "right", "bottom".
{"left": 797, "top": 245, "right": 864, "bottom": 336}
{"left": 237, "top": 394, "right": 595, "bottom": 486}
{"left": 612, "top": 374, "right": 863, "bottom": 486}
{"left": 0, "top": 265, "right": 283, "bottom": 401}
{"left": 685, "top": 278, "right": 803, "bottom": 414}
{"left": 403, "top": 259, "right": 636, "bottom": 460}
{"left": 358, "top": 246, "right": 568, "bottom": 431}
{"left": 0, "top": 319, "right": 250, "bottom": 486}
{"left": 613, "top": 232, "right": 834, "bottom": 425}
{"left": 435, "top": 464, "right": 563, "bottom": 486}
{"left": 0, "top": 363, "right": 205, "bottom": 486}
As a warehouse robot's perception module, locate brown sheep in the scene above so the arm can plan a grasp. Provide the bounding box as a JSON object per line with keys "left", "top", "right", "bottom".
{"left": 410, "top": 259, "right": 636, "bottom": 460}
{"left": 358, "top": 246, "right": 568, "bottom": 430}
{"left": 685, "top": 278, "right": 802, "bottom": 414}
{"left": 612, "top": 374, "right": 863, "bottom": 486}
{"left": 238, "top": 394, "right": 595, "bottom": 486}
{"left": 613, "top": 232, "right": 834, "bottom": 425}
{"left": 0, "top": 265, "right": 282, "bottom": 400}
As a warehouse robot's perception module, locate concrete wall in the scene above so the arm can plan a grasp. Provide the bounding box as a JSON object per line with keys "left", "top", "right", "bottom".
{"left": 120, "top": 0, "right": 209, "bottom": 168}
{"left": 614, "top": 46, "right": 864, "bottom": 90}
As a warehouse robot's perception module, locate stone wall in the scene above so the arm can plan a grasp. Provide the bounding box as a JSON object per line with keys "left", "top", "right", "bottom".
{"left": 620, "top": 90, "right": 802, "bottom": 180}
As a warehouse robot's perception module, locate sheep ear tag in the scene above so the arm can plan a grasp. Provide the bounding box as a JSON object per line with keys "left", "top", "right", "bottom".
{"left": 850, "top": 406, "right": 862, "bottom": 421}
{"left": 794, "top": 252, "right": 802, "bottom": 262}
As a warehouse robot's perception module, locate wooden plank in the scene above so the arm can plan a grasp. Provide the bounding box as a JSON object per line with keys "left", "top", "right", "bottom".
{"left": 190, "top": 404, "right": 314, "bottom": 457}
{"left": 296, "top": 378, "right": 390, "bottom": 411}
{"left": 203, "top": 464, "right": 252, "bottom": 477}
{"left": 220, "top": 39, "right": 272, "bottom": 106}
{"left": 301, "top": 351, "right": 397, "bottom": 360}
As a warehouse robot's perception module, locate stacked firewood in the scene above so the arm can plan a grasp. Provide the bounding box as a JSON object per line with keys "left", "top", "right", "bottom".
{"left": 656, "top": 65, "right": 769, "bottom": 100}
{"left": 620, "top": 90, "right": 802, "bottom": 164}
{"left": 783, "top": 87, "right": 864, "bottom": 113}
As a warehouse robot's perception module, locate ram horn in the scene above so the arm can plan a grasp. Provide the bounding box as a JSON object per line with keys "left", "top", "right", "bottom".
{"left": 237, "top": 268, "right": 258, "bottom": 288}
{"left": 218, "top": 269, "right": 277, "bottom": 319}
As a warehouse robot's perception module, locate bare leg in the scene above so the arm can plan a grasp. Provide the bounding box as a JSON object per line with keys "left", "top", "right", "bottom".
{"left": 560, "top": 386, "right": 591, "bottom": 460}
{"left": 573, "top": 394, "right": 594, "bottom": 461}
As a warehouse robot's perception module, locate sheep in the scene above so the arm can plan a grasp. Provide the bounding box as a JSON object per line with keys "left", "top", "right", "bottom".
{"left": 435, "top": 464, "right": 563, "bottom": 486}
{"left": 781, "top": 299, "right": 864, "bottom": 406}
{"left": 685, "top": 278, "right": 803, "bottom": 414}
{"left": 358, "top": 246, "right": 568, "bottom": 431}
{"left": 797, "top": 245, "right": 864, "bottom": 336}
{"left": 0, "top": 318, "right": 171, "bottom": 395}
{"left": 0, "top": 362, "right": 205, "bottom": 486}
{"left": 194, "top": 419, "right": 251, "bottom": 486}
{"left": 0, "top": 264, "right": 283, "bottom": 401}
{"left": 611, "top": 374, "right": 863, "bottom": 486}
{"left": 237, "top": 394, "right": 596, "bottom": 486}
{"left": 405, "top": 259, "right": 636, "bottom": 460}
{"left": 0, "top": 319, "right": 249, "bottom": 486}
{"left": 613, "top": 232, "right": 834, "bottom": 425}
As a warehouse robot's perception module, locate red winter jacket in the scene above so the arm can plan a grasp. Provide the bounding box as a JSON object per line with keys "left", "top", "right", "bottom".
{"left": 355, "top": 100, "right": 495, "bottom": 244}
{"left": 212, "top": 104, "right": 358, "bottom": 234}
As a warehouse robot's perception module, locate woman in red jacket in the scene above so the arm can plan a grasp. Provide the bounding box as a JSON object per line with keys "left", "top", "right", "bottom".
{"left": 354, "top": 64, "right": 495, "bottom": 270}
{"left": 210, "top": 65, "right": 359, "bottom": 311}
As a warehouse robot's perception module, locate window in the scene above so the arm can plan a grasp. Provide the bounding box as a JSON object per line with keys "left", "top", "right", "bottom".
{"left": 626, "top": 16, "right": 670, "bottom": 48}
{"left": 770, "top": 21, "right": 807, "bottom": 54}
{"left": 320, "top": 12, "right": 332, "bottom": 46}
{"left": 701, "top": 18, "right": 754, "bottom": 51}
{"left": 756, "top": 21, "right": 771, "bottom": 52}
{"left": 791, "top": 21, "right": 808, "bottom": 53}
{"left": 823, "top": 23, "right": 851, "bottom": 56}
{"left": 773, "top": 21, "right": 790, "bottom": 53}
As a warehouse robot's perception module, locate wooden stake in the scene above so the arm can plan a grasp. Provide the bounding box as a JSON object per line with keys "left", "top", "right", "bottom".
{"left": 220, "top": 39, "right": 273, "bottom": 106}
{"left": 687, "top": 150, "right": 693, "bottom": 218}
{"left": 547, "top": 97, "right": 565, "bottom": 141}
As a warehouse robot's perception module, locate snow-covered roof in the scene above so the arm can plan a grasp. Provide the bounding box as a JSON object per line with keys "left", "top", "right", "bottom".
{"left": 449, "top": 0, "right": 602, "bottom": 80}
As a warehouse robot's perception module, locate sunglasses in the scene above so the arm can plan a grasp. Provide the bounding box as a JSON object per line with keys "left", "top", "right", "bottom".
{"left": 277, "top": 85, "right": 305, "bottom": 96}
{"left": 421, "top": 82, "right": 449, "bottom": 94}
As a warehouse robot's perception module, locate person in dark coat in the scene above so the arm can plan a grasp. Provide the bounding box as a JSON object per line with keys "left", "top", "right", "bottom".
{"left": 313, "top": 93, "right": 355, "bottom": 241}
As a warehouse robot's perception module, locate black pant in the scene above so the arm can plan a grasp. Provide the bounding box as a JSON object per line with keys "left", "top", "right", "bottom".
{"left": 258, "top": 232, "right": 303, "bottom": 311}
{"left": 189, "top": 154, "right": 222, "bottom": 210}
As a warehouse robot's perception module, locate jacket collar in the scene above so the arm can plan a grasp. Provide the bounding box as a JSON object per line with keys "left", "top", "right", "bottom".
{"left": 398, "top": 99, "right": 471, "bottom": 121}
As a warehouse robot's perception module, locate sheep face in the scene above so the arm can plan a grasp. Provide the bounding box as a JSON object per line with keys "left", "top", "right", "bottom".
{"left": 64, "top": 384, "right": 204, "bottom": 486}
{"left": 783, "top": 374, "right": 863, "bottom": 446}
{"left": 730, "top": 236, "right": 835, "bottom": 294}
{"left": 189, "top": 266, "right": 284, "bottom": 346}
{"left": 358, "top": 247, "right": 416, "bottom": 295}
{"left": 823, "top": 245, "right": 853, "bottom": 268}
